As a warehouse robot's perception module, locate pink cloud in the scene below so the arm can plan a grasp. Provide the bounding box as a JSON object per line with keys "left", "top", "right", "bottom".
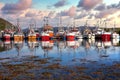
{"left": 68, "top": 6, "right": 76, "bottom": 17}
{"left": 60, "top": 6, "right": 76, "bottom": 17}
{"left": 77, "top": 0, "right": 102, "bottom": 10}
{"left": 2, "top": 0, "right": 32, "bottom": 14}
{"left": 0, "top": 3, "right": 4, "bottom": 10}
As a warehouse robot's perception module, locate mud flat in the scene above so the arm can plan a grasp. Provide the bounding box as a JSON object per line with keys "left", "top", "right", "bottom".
{"left": 0, "top": 56, "right": 120, "bottom": 80}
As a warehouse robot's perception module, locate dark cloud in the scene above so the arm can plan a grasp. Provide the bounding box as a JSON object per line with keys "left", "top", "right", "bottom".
{"left": 54, "top": 0, "right": 67, "bottom": 8}
{"left": 2, "top": 0, "right": 32, "bottom": 14}
{"left": 95, "top": 4, "right": 106, "bottom": 11}
{"left": 77, "top": 0, "right": 102, "bottom": 10}
{"left": 25, "top": 12, "right": 36, "bottom": 17}
{"left": 95, "top": 1, "right": 120, "bottom": 18}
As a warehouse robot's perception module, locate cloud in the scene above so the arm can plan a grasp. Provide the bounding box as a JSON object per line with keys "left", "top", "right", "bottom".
{"left": 2, "top": 0, "right": 32, "bottom": 14}
{"left": 95, "top": 2, "right": 120, "bottom": 18}
{"left": 60, "top": 6, "right": 76, "bottom": 17}
{"left": 77, "top": 0, "right": 102, "bottom": 10}
{"left": 75, "top": 11, "right": 88, "bottom": 19}
{"left": 95, "top": 8, "right": 119, "bottom": 18}
{"left": 0, "top": 3, "right": 4, "bottom": 10}
{"left": 54, "top": 0, "right": 67, "bottom": 8}
{"left": 68, "top": 6, "right": 76, "bottom": 17}
{"left": 95, "top": 3, "right": 106, "bottom": 11}
{"left": 25, "top": 9, "right": 56, "bottom": 20}
{"left": 48, "top": 11, "right": 56, "bottom": 18}
{"left": 107, "top": 1, "right": 120, "bottom": 9}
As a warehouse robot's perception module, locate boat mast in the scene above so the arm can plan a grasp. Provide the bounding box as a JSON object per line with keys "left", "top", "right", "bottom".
{"left": 59, "top": 12, "right": 63, "bottom": 30}
{"left": 17, "top": 19, "right": 21, "bottom": 33}
{"left": 104, "top": 20, "right": 107, "bottom": 32}
{"left": 113, "top": 21, "right": 116, "bottom": 32}
{"left": 73, "top": 18, "right": 76, "bottom": 28}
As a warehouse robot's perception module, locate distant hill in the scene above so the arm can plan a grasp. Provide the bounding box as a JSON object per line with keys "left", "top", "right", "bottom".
{"left": 0, "top": 18, "right": 16, "bottom": 31}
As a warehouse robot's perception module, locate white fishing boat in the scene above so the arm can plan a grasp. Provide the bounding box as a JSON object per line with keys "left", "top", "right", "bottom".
{"left": 111, "top": 32, "right": 119, "bottom": 39}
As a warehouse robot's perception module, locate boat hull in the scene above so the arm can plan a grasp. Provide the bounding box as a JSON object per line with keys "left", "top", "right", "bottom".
{"left": 95, "top": 34, "right": 102, "bottom": 39}
{"left": 3, "top": 34, "right": 11, "bottom": 40}
{"left": 102, "top": 33, "right": 111, "bottom": 41}
{"left": 14, "top": 35, "right": 24, "bottom": 41}
{"left": 41, "top": 32, "right": 50, "bottom": 41}
{"left": 66, "top": 35, "right": 75, "bottom": 41}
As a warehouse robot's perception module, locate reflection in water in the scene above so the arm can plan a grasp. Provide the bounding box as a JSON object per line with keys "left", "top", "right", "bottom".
{"left": 14, "top": 40, "right": 24, "bottom": 56}
{"left": 41, "top": 40, "right": 54, "bottom": 57}
{"left": 27, "top": 40, "right": 40, "bottom": 56}
{"left": 4, "top": 40, "right": 14, "bottom": 51}
{"left": 0, "top": 39, "right": 120, "bottom": 64}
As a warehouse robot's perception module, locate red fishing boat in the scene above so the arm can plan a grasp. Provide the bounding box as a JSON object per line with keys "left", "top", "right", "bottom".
{"left": 41, "top": 32, "right": 50, "bottom": 41}
{"left": 42, "top": 17, "right": 54, "bottom": 39}
{"left": 101, "top": 20, "right": 111, "bottom": 41}
{"left": 66, "top": 32, "right": 75, "bottom": 41}
{"left": 102, "top": 32, "right": 111, "bottom": 41}
{"left": 3, "top": 28, "right": 12, "bottom": 40}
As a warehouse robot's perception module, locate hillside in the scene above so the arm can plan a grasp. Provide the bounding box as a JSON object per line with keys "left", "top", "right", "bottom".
{"left": 0, "top": 18, "right": 16, "bottom": 31}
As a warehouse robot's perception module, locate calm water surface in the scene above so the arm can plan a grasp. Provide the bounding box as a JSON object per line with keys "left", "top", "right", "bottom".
{"left": 0, "top": 39, "right": 120, "bottom": 66}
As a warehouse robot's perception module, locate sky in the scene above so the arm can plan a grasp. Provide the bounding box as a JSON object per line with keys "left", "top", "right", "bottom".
{"left": 0, "top": 0, "right": 120, "bottom": 28}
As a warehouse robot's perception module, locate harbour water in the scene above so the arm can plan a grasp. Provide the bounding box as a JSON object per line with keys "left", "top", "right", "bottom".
{"left": 0, "top": 39, "right": 120, "bottom": 79}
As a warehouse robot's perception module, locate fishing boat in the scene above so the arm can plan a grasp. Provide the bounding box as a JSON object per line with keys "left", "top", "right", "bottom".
{"left": 83, "top": 21, "right": 92, "bottom": 39}
{"left": 101, "top": 21, "right": 111, "bottom": 41}
{"left": 3, "top": 24, "right": 12, "bottom": 40}
{"left": 72, "top": 19, "right": 82, "bottom": 39}
{"left": 95, "top": 28, "right": 104, "bottom": 39}
{"left": 34, "top": 28, "right": 40, "bottom": 39}
{"left": 56, "top": 28, "right": 66, "bottom": 39}
{"left": 42, "top": 17, "right": 54, "bottom": 39}
{"left": 102, "top": 32, "right": 111, "bottom": 41}
{"left": 3, "top": 32, "right": 11, "bottom": 40}
{"left": 83, "top": 28, "right": 92, "bottom": 39}
{"left": 111, "top": 22, "right": 119, "bottom": 39}
{"left": 71, "top": 27, "right": 82, "bottom": 39}
{"left": 56, "top": 14, "right": 66, "bottom": 40}
{"left": 14, "top": 19, "right": 24, "bottom": 41}
{"left": 41, "top": 31, "right": 50, "bottom": 41}
{"left": 66, "top": 30, "right": 75, "bottom": 41}
{"left": 111, "top": 32, "right": 119, "bottom": 39}
{"left": 27, "top": 23, "right": 37, "bottom": 40}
